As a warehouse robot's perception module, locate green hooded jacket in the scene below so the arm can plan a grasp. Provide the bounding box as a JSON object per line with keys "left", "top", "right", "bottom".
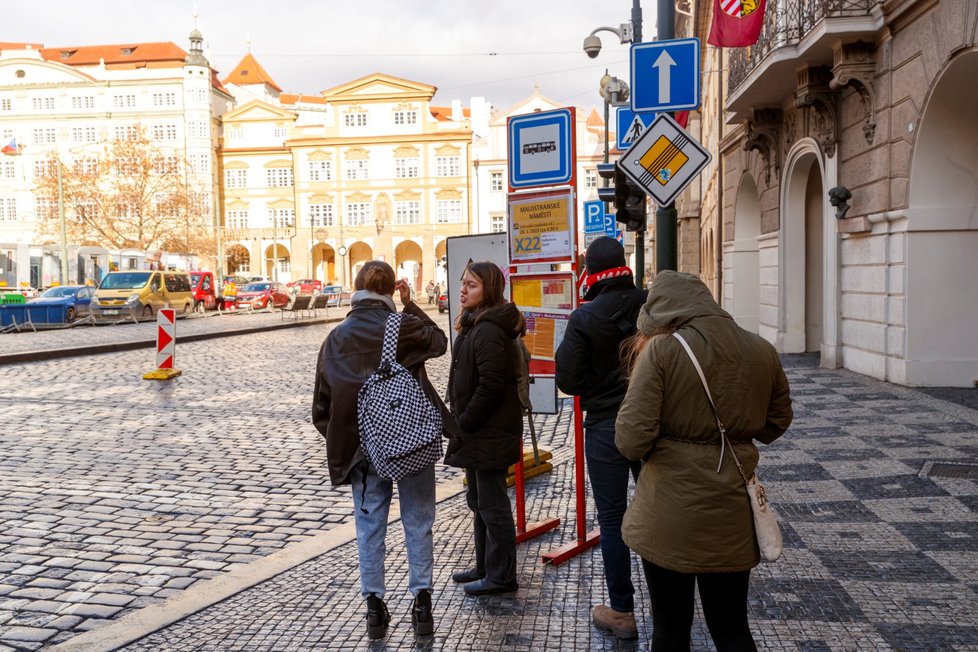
{"left": 615, "top": 271, "right": 793, "bottom": 573}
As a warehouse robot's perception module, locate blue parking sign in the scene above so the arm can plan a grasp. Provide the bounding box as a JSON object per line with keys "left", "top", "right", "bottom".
{"left": 583, "top": 201, "right": 604, "bottom": 233}
{"left": 604, "top": 215, "right": 617, "bottom": 238}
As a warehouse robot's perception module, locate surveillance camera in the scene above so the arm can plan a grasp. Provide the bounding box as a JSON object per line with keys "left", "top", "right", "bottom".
{"left": 583, "top": 35, "right": 602, "bottom": 59}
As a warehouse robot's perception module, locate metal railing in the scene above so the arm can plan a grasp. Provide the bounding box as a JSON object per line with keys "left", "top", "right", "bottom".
{"left": 728, "top": 0, "right": 881, "bottom": 91}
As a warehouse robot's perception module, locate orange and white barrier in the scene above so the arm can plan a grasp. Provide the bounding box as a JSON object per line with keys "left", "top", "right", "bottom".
{"left": 143, "top": 308, "right": 182, "bottom": 380}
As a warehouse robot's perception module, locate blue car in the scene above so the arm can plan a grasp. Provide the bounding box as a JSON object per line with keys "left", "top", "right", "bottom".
{"left": 30, "top": 285, "right": 95, "bottom": 323}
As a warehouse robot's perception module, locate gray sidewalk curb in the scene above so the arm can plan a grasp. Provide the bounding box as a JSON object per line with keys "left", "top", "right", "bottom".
{"left": 50, "top": 478, "right": 469, "bottom": 651}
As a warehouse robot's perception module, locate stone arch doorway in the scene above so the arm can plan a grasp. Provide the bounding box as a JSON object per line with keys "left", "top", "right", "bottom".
{"left": 348, "top": 242, "right": 373, "bottom": 285}
{"left": 434, "top": 239, "right": 448, "bottom": 285}
{"left": 265, "top": 243, "right": 290, "bottom": 282}
{"left": 311, "top": 244, "right": 335, "bottom": 284}
{"left": 395, "top": 239, "right": 424, "bottom": 294}
{"left": 780, "top": 144, "right": 825, "bottom": 355}
{"left": 225, "top": 244, "right": 250, "bottom": 275}
{"left": 729, "top": 174, "right": 761, "bottom": 334}
{"left": 906, "top": 50, "right": 978, "bottom": 385}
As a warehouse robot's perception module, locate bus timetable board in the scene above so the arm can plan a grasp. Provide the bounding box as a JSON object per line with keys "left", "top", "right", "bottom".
{"left": 510, "top": 271, "right": 576, "bottom": 376}
{"left": 507, "top": 187, "right": 576, "bottom": 266}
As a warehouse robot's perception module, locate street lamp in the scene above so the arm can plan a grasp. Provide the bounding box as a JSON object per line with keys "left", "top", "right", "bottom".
{"left": 337, "top": 244, "right": 347, "bottom": 289}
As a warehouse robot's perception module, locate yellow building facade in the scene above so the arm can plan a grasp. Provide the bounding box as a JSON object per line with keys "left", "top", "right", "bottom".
{"left": 218, "top": 71, "right": 473, "bottom": 291}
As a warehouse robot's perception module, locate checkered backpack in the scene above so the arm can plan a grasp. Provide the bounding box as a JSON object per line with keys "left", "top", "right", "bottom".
{"left": 357, "top": 312, "right": 443, "bottom": 481}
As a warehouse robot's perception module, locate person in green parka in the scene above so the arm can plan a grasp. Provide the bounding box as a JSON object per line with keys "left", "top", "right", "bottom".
{"left": 616, "top": 271, "right": 793, "bottom": 651}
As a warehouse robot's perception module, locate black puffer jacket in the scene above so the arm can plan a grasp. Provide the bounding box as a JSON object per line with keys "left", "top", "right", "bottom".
{"left": 312, "top": 297, "right": 448, "bottom": 485}
{"left": 445, "top": 302, "right": 524, "bottom": 470}
{"left": 555, "top": 277, "right": 647, "bottom": 423}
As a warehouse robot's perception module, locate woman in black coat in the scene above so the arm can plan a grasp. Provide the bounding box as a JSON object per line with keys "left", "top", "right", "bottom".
{"left": 446, "top": 261, "right": 525, "bottom": 596}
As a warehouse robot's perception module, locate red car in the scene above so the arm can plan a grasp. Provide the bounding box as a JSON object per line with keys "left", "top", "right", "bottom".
{"left": 437, "top": 292, "right": 448, "bottom": 313}
{"left": 287, "top": 278, "right": 323, "bottom": 294}
{"left": 190, "top": 271, "right": 219, "bottom": 312}
{"left": 235, "top": 282, "right": 290, "bottom": 310}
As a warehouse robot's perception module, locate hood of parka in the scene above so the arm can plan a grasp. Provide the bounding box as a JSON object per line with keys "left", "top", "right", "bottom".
{"left": 463, "top": 301, "right": 525, "bottom": 339}
{"left": 637, "top": 270, "right": 732, "bottom": 335}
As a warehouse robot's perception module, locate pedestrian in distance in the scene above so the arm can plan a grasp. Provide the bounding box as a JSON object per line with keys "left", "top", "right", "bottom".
{"left": 554, "top": 236, "right": 647, "bottom": 640}
{"left": 445, "top": 261, "right": 525, "bottom": 596}
{"left": 615, "top": 271, "right": 793, "bottom": 651}
{"left": 426, "top": 279, "right": 436, "bottom": 304}
{"left": 312, "top": 260, "right": 450, "bottom": 640}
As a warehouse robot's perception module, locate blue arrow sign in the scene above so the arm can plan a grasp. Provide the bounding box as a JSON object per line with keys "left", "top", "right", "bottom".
{"left": 583, "top": 200, "right": 605, "bottom": 234}
{"left": 630, "top": 38, "right": 700, "bottom": 113}
{"left": 616, "top": 107, "right": 656, "bottom": 150}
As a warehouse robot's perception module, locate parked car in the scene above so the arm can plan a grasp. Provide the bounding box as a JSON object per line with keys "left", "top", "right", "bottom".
{"left": 322, "top": 284, "right": 347, "bottom": 307}
{"left": 235, "top": 282, "right": 290, "bottom": 310}
{"left": 223, "top": 275, "right": 251, "bottom": 287}
{"left": 248, "top": 276, "right": 272, "bottom": 283}
{"left": 94, "top": 271, "right": 193, "bottom": 319}
{"left": 29, "top": 285, "right": 95, "bottom": 322}
{"left": 190, "top": 271, "right": 219, "bottom": 312}
{"left": 0, "top": 285, "right": 39, "bottom": 299}
{"left": 287, "top": 278, "right": 323, "bottom": 294}
{"left": 437, "top": 292, "right": 448, "bottom": 313}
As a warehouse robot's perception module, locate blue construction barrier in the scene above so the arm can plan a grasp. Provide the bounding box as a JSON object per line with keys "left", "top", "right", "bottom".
{"left": 0, "top": 303, "right": 68, "bottom": 327}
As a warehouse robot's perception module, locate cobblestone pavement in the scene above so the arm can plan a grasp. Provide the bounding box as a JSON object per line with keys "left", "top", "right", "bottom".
{"left": 2, "top": 314, "right": 978, "bottom": 650}
{"left": 117, "top": 355, "right": 978, "bottom": 651}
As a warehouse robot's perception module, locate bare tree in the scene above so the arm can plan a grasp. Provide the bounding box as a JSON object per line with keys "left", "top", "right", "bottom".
{"left": 34, "top": 130, "right": 214, "bottom": 255}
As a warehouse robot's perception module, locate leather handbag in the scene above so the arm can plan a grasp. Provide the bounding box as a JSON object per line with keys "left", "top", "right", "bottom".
{"left": 672, "top": 332, "right": 784, "bottom": 562}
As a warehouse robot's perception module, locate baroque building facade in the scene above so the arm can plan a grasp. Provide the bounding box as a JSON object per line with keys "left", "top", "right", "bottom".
{"left": 0, "top": 32, "right": 231, "bottom": 288}
{"left": 680, "top": 0, "right": 977, "bottom": 387}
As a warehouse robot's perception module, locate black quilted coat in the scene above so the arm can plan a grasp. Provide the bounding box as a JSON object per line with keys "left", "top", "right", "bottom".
{"left": 445, "top": 302, "right": 524, "bottom": 470}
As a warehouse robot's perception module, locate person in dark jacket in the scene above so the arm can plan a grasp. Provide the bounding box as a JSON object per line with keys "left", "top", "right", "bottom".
{"left": 312, "top": 260, "right": 448, "bottom": 640}
{"left": 445, "top": 261, "right": 525, "bottom": 596}
{"left": 554, "top": 236, "right": 647, "bottom": 640}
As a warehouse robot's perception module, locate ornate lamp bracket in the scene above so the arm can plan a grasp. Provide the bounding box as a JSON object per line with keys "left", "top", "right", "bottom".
{"left": 794, "top": 66, "right": 838, "bottom": 158}
{"left": 743, "top": 108, "right": 782, "bottom": 184}
{"left": 831, "top": 41, "right": 878, "bottom": 144}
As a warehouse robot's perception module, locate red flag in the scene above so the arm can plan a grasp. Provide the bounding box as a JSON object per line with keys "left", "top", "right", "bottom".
{"left": 708, "top": 0, "right": 767, "bottom": 48}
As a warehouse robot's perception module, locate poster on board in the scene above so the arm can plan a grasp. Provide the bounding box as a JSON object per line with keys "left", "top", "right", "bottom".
{"left": 507, "top": 188, "right": 576, "bottom": 266}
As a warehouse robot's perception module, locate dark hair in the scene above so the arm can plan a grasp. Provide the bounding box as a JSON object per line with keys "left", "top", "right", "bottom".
{"left": 354, "top": 260, "right": 395, "bottom": 295}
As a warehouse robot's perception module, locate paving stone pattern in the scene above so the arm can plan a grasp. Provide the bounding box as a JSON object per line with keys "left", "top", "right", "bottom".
{"left": 0, "top": 315, "right": 448, "bottom": 650}
{"left": 124, "top": 356, "right": 978, "bottom": 651}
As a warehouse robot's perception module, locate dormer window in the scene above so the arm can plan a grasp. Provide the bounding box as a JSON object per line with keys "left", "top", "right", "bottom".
{"left": 121, "top": 47, "right": 134, "bottom": 56}
{"left": 60, "top": 50, "right": 75, "bottom": 60}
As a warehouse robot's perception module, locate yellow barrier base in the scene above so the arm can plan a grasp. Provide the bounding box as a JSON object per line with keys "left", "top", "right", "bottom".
{"left": 463, "top": 449, "right": 554, "bottom": 487}
{"left": 143, "top": 368, "right": 183, "bottom": 380}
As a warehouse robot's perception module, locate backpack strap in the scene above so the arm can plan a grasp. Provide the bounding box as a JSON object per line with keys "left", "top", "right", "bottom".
{"left": 380, "top": 312, "right": 403, "bottom": 371}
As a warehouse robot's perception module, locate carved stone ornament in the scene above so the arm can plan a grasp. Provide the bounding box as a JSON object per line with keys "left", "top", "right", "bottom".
{"left": 794, "top": 66, "right": 838, "bottom": 157}
{"left": 830, "top": 41, "right": 878, "bottom": 144}
{"left": 742, "top": 108, "right": 782, "bottom": 184}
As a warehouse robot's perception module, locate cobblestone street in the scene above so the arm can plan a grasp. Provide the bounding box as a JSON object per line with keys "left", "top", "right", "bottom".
{"left": 1, "top": 311, "right": 977, "bottom": 650}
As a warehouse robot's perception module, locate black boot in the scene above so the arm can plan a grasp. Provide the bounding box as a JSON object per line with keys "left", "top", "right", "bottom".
{"left": 365, "top": 593, "right": 390, "bottom": 640}
{"left": 411, "top": 589, "right": 434, "bottom": 636}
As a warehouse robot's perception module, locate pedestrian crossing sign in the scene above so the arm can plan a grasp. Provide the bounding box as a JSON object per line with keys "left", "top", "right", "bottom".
{"left": 615, "top": 107, "right": 657, "bottom": 150}
{"left": 617, "top": 112, "right": 711, "bottom": 206}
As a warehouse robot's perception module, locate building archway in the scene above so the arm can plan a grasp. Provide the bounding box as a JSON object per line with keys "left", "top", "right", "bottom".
{"left": 226, "top": 244, "right": 250, "bottom": 275}
{"left": 312, "top": 244, "right": 335, "bottom": 284}
{"left": 265, "top": 243, "right": 290, "bottom": 282}
{"left": 905, "top": 49, "right": 978, "bottom": 385}
{"left": 780, "top": 142, "right": 825, "bottom": 355}
{"left": 434, "top": 239, "right": 448, "bottom": 285}
{"left": 729, "top": 174, "right": 761, "bottom": 334}
{"left": 395, "top": 239, "right": 424, "bottom": 293}
{"left": 348, "top": 241, "right": 373, "bottom": 284}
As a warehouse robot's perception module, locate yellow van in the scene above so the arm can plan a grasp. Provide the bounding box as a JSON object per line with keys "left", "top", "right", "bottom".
{"left": 94, "top": 271, "right": 194, "bottom": 320}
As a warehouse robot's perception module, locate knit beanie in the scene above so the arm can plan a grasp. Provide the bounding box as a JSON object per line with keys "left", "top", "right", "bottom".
{"left": 584, "top": 236, "right": 626, "bottom": 274}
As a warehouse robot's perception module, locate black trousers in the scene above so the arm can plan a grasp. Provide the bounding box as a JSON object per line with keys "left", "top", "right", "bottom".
{"left": 464, "top": 467, "right": 516, "bottom": 584}
{"left": 642, "top": 559, "right": 757, "bottom": 652}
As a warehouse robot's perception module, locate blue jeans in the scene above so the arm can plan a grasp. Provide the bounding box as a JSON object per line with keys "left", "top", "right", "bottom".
{"left": 585, "top": 417, "right": 642, "bottom": 613}
{"left": 350, "top": 460, "right": 436, "bottom": 598}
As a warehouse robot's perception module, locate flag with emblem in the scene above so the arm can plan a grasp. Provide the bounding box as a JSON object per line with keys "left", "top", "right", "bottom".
{"left": 1, "top": 138, "right": 22, "bottom": 156}
{"left": 708, "top": 0, "right": 767, "bottom": 47}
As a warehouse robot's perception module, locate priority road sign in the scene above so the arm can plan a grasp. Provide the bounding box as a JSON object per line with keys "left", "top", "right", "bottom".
{"left": 507, "top": 108, "right": 575, "bottom": 190}
{"left": 583, "top": 200, "right": 605, "bottom": 234}
{"left": 616, "top": 107, "right": 656, "bottom": 150}
{"left": 630, "top": 38, "right": 700, "bottom": 113}
{"left": 617, "top": 112, "right": 712, "bottom": 207}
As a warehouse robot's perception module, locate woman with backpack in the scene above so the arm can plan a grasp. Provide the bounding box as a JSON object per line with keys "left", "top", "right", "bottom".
{"left": 445, "top": 261, "right": 525, "bottom": 596}
{"left": 312, "top": 260, "right": 449, "bottom": 640}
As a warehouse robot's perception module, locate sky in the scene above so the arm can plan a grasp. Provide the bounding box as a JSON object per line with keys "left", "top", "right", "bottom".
{"left": 3, "top": 0, "right": 660, "bottom": 113}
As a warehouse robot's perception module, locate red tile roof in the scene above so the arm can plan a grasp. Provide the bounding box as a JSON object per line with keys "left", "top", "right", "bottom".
{"left": 280, "top": 93, "right": 327, "bottom": 105}
{"left": 431, "top": 106, "right": 471, "bottom": 121}
{"left": 38, "top": 42, "right": 188, "bottom": 66}
{"left": 222, "top": 53, "right": 282, "bottom": 92}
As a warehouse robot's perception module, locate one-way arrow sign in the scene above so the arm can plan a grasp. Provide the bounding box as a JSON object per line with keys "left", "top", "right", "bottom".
{"left": 630, "top": 38, "right": 700, "bottom": 113}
